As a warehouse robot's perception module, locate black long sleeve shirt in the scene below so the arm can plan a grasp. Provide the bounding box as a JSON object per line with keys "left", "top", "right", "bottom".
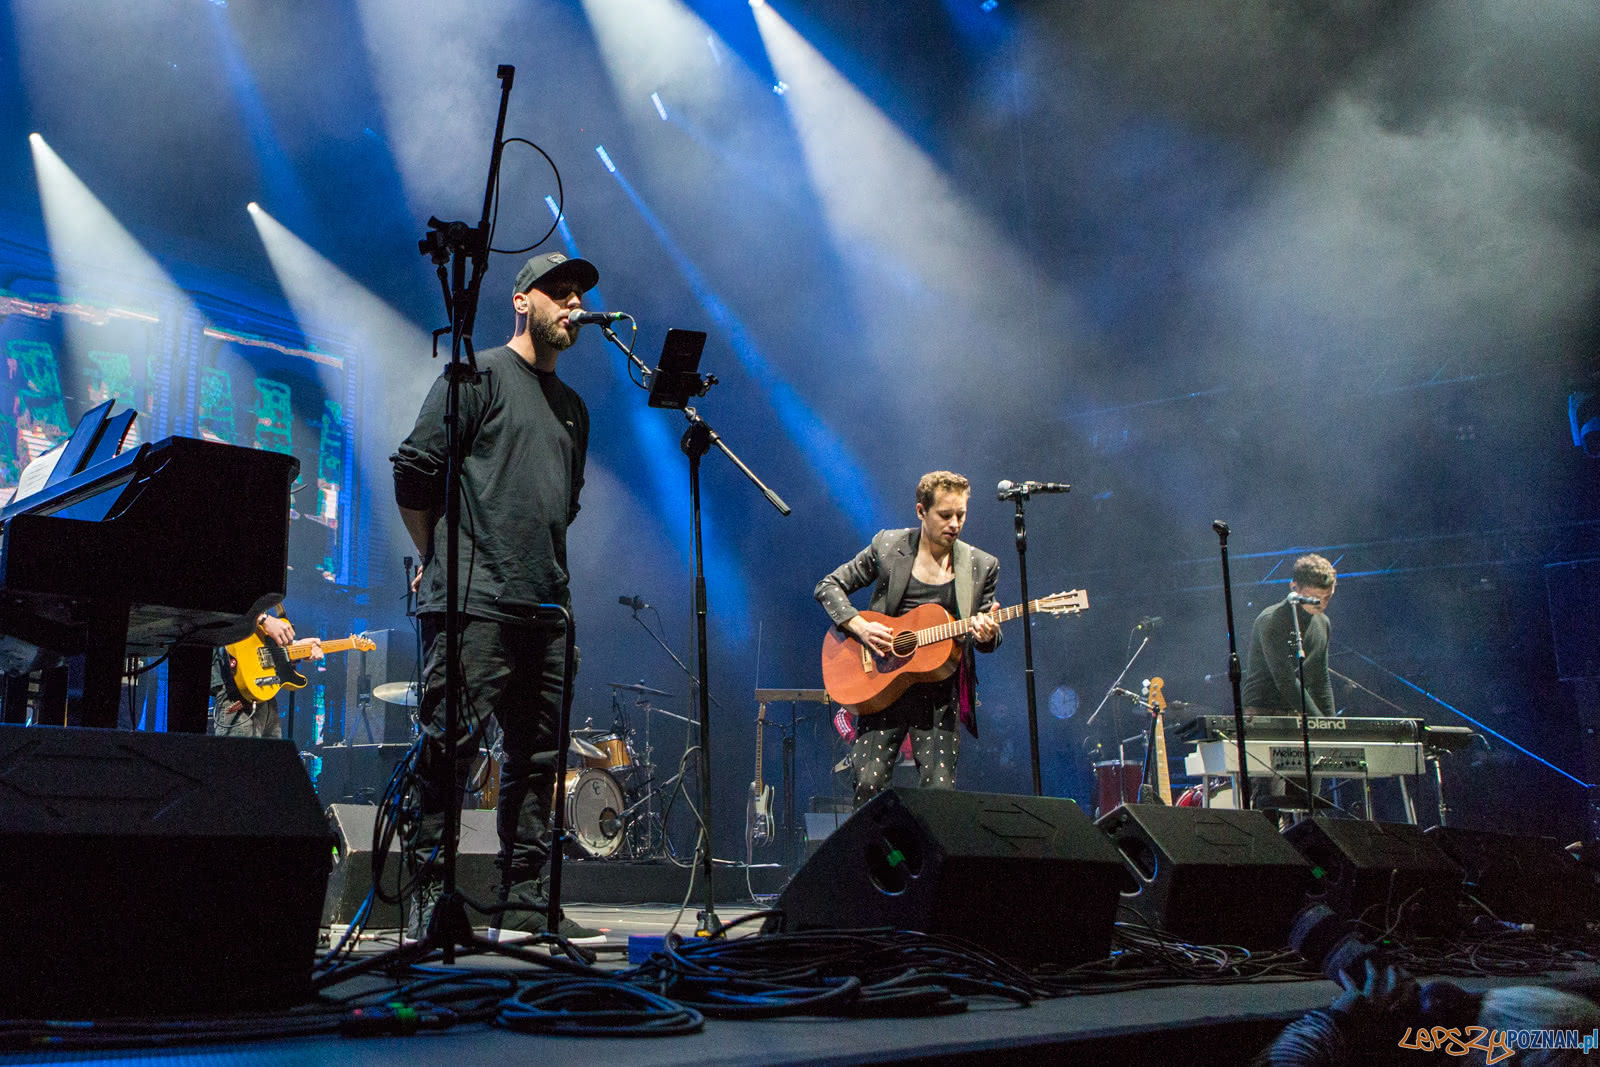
{"left": 391, "top": 345, "right": 589, "bottom": 623}
{"left": 1241, "top": 598, "right": 1336, "bottom": 718}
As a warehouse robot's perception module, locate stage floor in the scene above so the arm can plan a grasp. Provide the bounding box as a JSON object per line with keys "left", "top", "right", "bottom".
{"left": 5, "top": 905, "right": 1597, "bottom": 1066}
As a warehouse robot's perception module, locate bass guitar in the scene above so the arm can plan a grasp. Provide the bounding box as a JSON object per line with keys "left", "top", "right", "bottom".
{"left": 820, "top": 590, "right": 1089, "bottom": 715}
{"left": 226, "top": 618, "right": 376, "bottom": 703}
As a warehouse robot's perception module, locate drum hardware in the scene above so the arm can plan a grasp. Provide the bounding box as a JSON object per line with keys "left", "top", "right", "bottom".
{"left": 607, "top": 680, "right": 674, "bottom": 698}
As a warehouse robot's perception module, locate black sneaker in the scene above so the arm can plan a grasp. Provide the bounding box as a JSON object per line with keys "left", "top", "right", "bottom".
{"left": 487, "top": 878, "right": 606, "bottom": 944}
{"left": 403, "top": 877, "right": 441, "bottom": 946}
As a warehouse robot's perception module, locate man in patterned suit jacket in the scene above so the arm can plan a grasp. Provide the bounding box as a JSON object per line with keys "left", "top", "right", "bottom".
{"left": 815, "top": 470, "right": 1002, "bottom": 807}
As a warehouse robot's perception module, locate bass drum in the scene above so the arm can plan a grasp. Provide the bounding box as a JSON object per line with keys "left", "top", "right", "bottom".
{"left": 1175, "top": 784, "right": 1236, "bottom": 809}
{"left": 560, "top": 768, "right": 626, "bottom": 859}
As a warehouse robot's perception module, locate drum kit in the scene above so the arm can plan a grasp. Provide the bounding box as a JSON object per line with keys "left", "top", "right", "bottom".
{"left": 373, "top": 677, "right": 694, "bottom": 861}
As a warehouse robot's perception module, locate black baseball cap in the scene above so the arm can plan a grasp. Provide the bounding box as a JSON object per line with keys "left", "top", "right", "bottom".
{"left": 513, "top": 252, "right": 599, "bottom": 296}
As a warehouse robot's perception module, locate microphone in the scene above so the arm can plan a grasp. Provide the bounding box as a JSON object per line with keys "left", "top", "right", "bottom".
{"left": 997, "top": 479, "right": 1071, "bottom": 500}
{"left": 618, "top": 594, "right": 649, "bottom": 611}
{"left": 567, "top": 309, "right": 628, "bottom": 326}
{"left": 1287, "top": 592, "right": 1323, "bottom": 606}
{"left": 1134, "top": 615, "right": 1163, "bottom": 631}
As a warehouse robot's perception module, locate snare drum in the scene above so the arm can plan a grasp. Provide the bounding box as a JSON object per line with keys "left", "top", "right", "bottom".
{"left": 594, "top": 733, "right": 635, "bottom": 774}
{"left": 1093, "top": 760, "right": 1142, "bottom": 818}
{"left": 558, "top": 768, "right": 626, "bottom": 858}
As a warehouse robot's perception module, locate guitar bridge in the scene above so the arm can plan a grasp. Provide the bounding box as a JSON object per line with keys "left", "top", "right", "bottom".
{"left": 860, "top": 644, "right": 874, "bottom": 674}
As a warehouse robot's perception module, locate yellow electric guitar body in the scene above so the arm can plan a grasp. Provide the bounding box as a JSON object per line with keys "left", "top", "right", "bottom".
{"left": 226, "top": 618, "right": 375, "bottom": 702}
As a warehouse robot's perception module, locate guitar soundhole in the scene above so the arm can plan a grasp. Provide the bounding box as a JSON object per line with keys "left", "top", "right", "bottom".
{"left": 889, "top": 631, "right": 916, "bottom": 657}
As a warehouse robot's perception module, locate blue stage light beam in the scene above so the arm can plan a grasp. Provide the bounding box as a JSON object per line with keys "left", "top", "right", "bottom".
{"left": 28, "top": 134, "right": 202, "bottom": 361}
{"left": 1348, "top": 649, "right": 1593, "bottom": 789}
{"left": 542, "top": 196, "right": 755, "bottom": 641}
{"left": 203, "top": 1, "right": 314, "bottom": 234}
{"left": 601, "top": 157, "right": 890, "bottom": 539}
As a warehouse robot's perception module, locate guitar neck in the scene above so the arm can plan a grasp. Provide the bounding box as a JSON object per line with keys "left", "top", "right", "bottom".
{"left": 754, "top": 712, "right": 765, "bottom": 790}
{"left": 285, "top": 636, "right": 363, "bottom": 661}
{"left": 916, "top": 599, "right": 1043, "bottom": 646}
{"left": 1153, "top": 709, "right": 1172, "bottom": 804}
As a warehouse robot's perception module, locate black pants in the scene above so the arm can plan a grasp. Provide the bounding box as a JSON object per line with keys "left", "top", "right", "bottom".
{"left": 212, "top": 698, "right": 280, "bottom": 738}
{"left": 851, "top": 685, "right": 959, "bottom": 808}
{"left": 409, "top": 614, "right": 573, "bottom": 885}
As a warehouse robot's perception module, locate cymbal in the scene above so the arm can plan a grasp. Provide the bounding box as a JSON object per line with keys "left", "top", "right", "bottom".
{"left": 568, "top": 735, "right": 606, "bottom": 761}
{"left": 608, "top": 681, "right": 673, "bottom": 697}
{"left": 372, "top": 681, "right": 421, "bottom": 707}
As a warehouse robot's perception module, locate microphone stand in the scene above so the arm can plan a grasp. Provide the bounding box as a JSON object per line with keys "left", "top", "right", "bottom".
{"left": 1288, "top": 599, "right": 1318, "bottom": 815}
{"left": 625, "top": 603, "right": 725, "bottom": 711}
{"left": 600, "top": 325, "right": 790, "bottom": 935}
{"left": 1000, "top": 482, "right": 1067, "bottom": 796}
{"left": 1212, "top": 521, "right": 1252, "bottom": 811}
{"left": 678, "top": 407, "right": 788, "bottom": 933}
{"left": 378, "top": 65, "right": 586, "bottom": 971}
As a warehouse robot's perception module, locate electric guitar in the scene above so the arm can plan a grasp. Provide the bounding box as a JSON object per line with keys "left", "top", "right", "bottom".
{"left": 225, "top": 619, "right": 376, "bottom": 703}
{"left": 745, "top": 703, "right": 775, "bottom": 860}
{"left": 1142, "top": 677, "right": 1173, "bottom": 805}
{"left": 820, "top": 590, "right": 1090, "bottom": 715}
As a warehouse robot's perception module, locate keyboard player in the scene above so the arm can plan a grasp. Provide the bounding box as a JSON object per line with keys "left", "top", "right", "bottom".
{"left": 1240, "top": 554, "right": 1338, "bottom": 807}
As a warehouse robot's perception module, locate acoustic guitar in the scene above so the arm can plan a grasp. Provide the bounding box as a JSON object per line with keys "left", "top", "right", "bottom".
{"left": 226, "top": 618, "right": 376, "bottom": 703}
{"left": 820, "top": 590, "right": 1089, "bottom": 715}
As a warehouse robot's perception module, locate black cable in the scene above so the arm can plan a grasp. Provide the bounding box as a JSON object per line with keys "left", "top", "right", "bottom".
{"left": 488, "top": 138, "right": 562, "bottom": 256}
{"left": 496, "top": 976, "right": 703, "bottom": 1036}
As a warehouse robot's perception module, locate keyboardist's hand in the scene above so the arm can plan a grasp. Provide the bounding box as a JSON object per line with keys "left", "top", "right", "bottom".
{"left": 258, "top": 614, "right": 296, "bottom": 647}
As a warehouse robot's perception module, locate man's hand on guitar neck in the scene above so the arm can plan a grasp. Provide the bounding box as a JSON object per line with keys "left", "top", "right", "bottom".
{"left": 969, "top": 609, "right": 999, "bottom": 644}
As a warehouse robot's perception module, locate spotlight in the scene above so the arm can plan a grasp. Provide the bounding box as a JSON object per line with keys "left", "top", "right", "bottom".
{"left": 544, "top": 195, "right": 561, "bottom": 220}
{"left": 749, "top": 0, "right": 765, "bottom": 7}
{"left": 772, "top": 80, "right": 789, "bottom": 95}
{"left": 246, "top": 201, "right": 260, "bottom": 214}
{"left": 28, "top": 132, "right": 42, "bottom": 144}
{"left": 595, "top": 145, "right": 617, "bottom": 174}
{"left": 981, "top": 0, "right": 999, "bottom": 11}
{"left": 651, "top": 92, "right": 668, "bottom": 121}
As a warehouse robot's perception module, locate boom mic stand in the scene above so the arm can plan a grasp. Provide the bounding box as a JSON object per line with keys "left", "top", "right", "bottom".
{"left": 1212, "top": 521, "right": 1252, "bottom": 811}
{"left": 623, "top": 600, "right": 725, "bottom": 712}
{"left": 599, "top": 325, "right": 790, "bottom": 935}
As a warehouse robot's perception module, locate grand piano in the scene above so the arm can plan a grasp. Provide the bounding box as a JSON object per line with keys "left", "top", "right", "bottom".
{"left": 0, "top": 402, "right": 298, "bottom": 731}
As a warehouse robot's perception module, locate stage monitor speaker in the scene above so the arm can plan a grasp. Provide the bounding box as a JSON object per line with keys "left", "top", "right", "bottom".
{"left": 1283, "top": 819, "right": 1463, "bottom": 933}
{"left": 0, "top": 725, "right": 332, "bottom": 1017}
{"left": 1097, "top": 805, "right": 1313, "bottom": 948}
{"left": 776, "top": 788, "right": 1125, "bottom": 964}
{"left": 1425, "top": 826, "right": 1600, "bottom": 932}
{"left": 323, "top": 803, "right": 501, "bottom": 928}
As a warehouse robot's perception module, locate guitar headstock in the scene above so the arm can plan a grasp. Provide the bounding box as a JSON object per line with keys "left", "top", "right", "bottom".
{"left": 1036, "top": 589, "right": 1089, "bottom": 615}
{"left": 352, "top": 635, "right": 377, "bottom": 652}
{"left": 1146, "top": 676, "right": 1166, "bottom": 714}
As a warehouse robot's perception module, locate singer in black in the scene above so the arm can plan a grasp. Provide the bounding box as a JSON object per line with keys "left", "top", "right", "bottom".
{"left": 391, "top": 251, "right": 601, "bottom": 945}
{"left": 1242, "top": 553, "right": 1338, "bottom": 720}
{"left": 815, "top": 470, "right": 1001, "bottom": 807}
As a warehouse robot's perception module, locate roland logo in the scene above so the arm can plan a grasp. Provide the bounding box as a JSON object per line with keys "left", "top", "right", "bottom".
{"left": 1306, "top": 718, "right": 1347, "bottom": 730}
